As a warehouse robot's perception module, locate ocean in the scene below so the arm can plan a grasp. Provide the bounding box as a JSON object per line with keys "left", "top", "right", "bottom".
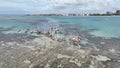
{"left": 1, "top": 15, "right": 120, "bottom": 68}
{"left": 0, "top": 15, "right": 120, "bottom": 38}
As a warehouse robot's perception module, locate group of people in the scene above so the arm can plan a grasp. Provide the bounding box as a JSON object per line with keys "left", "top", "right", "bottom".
{"left": 17, "top": 27, "right": 82, "bottom": 44}
{"left": 18, "top": 28, "right": 48, "bottom": 35}
{"left": 17, "top": 27, "right": 64, "bottom": 41}
{"left": 71, "top": 36, "right": 81, "bottom": 45}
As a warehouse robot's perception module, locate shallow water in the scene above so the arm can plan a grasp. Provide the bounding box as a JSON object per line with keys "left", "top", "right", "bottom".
{"left": 0, "top": 15, "right": 120, "bottom": 39}
{"left": 51, "top": 16, "right": 120, "bottom": 38}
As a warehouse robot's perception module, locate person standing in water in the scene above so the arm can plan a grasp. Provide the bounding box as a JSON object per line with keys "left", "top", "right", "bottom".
{"left": 76, "top": 36, "right": 81, "bottom": 42}
{"left": 18, "top": 30, "right": 21, "bottom": 33}
{"left": 25, "top": 29, "right": 30, "bottom": 33}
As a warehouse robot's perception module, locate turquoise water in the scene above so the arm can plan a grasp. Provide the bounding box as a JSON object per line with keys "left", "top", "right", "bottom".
{"left": 51, "top": 16, "right": 120, "bottom": 38}
{"left": 0, "top": 15, "right": 120, "bottom": 38}
{"left": 0, "top": 20, "right": 35, "bottom": 34}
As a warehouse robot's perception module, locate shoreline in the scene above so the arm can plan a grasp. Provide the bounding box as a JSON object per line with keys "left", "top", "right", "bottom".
{"left": 0, "top": 16, "right": 120, "bottom": 68}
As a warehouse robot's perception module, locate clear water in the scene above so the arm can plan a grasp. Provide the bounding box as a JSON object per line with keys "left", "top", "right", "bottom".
{"left": 0, "top": 15, "right": 120, "bottom": 38}
{"left": 50, "top": 16, "right": 120, "bottom": 38}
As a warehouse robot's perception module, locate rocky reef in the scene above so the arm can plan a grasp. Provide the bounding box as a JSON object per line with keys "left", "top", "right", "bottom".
{"left": 0, "top": 37, "right": 109, "bottom": 68}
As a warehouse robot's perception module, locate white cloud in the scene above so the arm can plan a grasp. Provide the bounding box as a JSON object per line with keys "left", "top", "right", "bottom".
{"left": 0, "top": 0, "right": 120, "bottom": 14}
{"left": 31, "top": 0, "right": 39, "bottom": 3}
{"left": 43, "top": 0, "right": 120, "bottom": 13}
{"left": 0, "top": 1, "right": 26, "bottom": 8}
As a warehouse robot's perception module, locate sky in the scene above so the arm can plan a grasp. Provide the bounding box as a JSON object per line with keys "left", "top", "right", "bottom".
{"left": 0, "top": 0, "right": 120, "bottom": 14}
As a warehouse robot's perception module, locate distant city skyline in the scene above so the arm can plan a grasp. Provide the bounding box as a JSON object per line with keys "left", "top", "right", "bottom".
{"left": 0, "top": 0, "right": 120, "bottom": 14}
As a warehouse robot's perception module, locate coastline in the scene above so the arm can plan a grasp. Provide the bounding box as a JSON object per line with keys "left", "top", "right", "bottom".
{"left": 0, "top": 28, "right": 120, "bottom": 68}
{"left": 0, "top": 16, "right": 120, "bottom": 68}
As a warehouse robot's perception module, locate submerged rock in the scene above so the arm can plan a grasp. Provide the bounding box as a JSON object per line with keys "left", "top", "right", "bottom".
{"left": 28, "top": 45, "right": 104, "bottom": 68}
{"left": 0, "top": 37, "right": 104, "bottom": 68}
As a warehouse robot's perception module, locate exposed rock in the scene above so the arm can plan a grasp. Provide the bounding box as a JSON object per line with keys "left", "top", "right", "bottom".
{"left": 118, "top": 60, "right": 120, "bottom": 63}
{"left": 23, "top": 59, "right": 31, "bottom": 64}
{"left": 108, "top": 49, "right": 115, "bottom": 53}
{"left": 0, "top": 37, "right": 114, "bottom": 68}
{"left": 92, "top": 55, "right": 111, "bottom": 62}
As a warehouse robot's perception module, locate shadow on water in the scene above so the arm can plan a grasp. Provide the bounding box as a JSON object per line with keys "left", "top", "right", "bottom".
{"left": 15, "top": 19, "right": 49, "bottom": 25}
{"left": 59, "top": 22, "right": 120, "bottom": 52}
{"left": 0, "top": 17, "right": 120, "bottom": 52}
{"left": 0, "top": 27, "right": 36, "bottom": 43}
{"left": 0, "top": 26, "right": 17, "bottom": 32}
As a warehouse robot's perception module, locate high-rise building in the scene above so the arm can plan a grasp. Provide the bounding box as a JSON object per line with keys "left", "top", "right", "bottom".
{"left": 106, "top": 12, "right": 112, "bottom": 15}
{"left": 116, "top": 10, "right": 120, "bottom": 14}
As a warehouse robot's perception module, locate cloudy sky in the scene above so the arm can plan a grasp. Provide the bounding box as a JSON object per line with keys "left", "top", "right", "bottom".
{"left": 0, "top": 0, "right": 120, "bottom": 14}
